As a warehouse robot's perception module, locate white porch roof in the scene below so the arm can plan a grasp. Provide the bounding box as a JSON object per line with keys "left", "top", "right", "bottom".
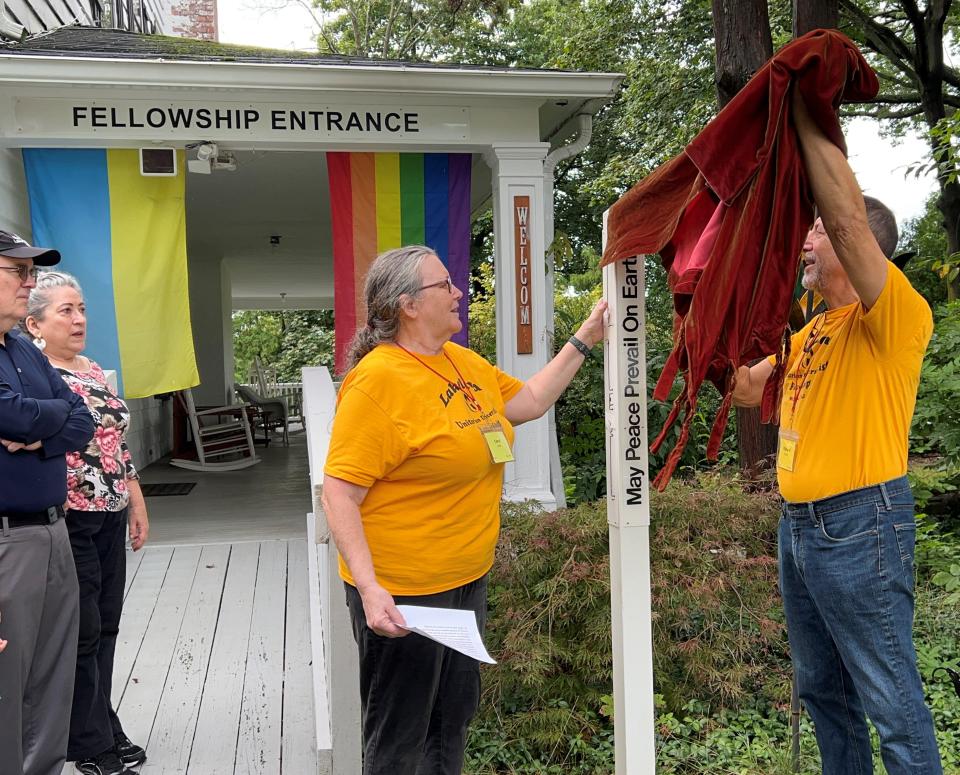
{"left": 0, "top": 31, "right": 622, "bottom": 310}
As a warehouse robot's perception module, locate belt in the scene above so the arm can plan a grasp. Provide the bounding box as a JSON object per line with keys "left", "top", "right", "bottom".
{"left": 0, "top": 505, "right": 64, "bottom": 529}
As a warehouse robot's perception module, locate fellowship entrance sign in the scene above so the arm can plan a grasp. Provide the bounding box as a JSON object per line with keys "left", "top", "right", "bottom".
{"left": 13, "top": 98, "right": 470, "bottom": 142}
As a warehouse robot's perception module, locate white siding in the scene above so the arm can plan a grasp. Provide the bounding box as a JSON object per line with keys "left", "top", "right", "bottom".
{"left": 125, "top": 395, "right": 173, "bottom": 470}
{"left": 0, "top": 148, "right": 31, "bottom": 237}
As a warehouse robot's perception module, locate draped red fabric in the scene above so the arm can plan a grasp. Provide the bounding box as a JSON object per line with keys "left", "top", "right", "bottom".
{"left": 601, "top": 29, "right": 878, "bottom": 490}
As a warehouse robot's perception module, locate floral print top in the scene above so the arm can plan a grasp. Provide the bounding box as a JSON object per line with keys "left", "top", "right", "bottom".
{"left": 58, "top": 359, "right": 138, "bottom": 512}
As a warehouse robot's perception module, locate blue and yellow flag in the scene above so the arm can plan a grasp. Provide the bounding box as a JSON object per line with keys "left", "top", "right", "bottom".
{"left": 22, "top": 149, "right": 199, "bottom": 398}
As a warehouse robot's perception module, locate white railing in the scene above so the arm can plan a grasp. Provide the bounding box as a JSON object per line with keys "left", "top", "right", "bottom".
{"left": 301, "top": 367, "right": 360, "bottom": 775}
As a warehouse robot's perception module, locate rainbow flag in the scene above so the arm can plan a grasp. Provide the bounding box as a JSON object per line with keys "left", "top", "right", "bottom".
{"left": 327, "top": 152, "right": 472, "bottom": 373}
{"left": 22, "top": 148, "right": 199, "bottom": 398}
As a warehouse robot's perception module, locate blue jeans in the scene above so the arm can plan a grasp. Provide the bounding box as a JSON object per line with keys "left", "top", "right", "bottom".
{"left": 779, "top": 477, "right": 942, "bottom": 775}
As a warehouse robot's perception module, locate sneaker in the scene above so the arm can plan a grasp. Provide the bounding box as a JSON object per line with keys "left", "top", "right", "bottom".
{"left": 75, "top": 749, "right": 134, "bottom": 775}
{"left": 114, "top": 731, "right": 147, "bottom": 766}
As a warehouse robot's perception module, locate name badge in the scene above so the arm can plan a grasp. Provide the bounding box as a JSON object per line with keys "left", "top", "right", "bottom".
{"left": 480, "top": 420, "right": 514, "bottom": 463}
{"left": 777, "top": 429, "right": 800, "bottom": 472}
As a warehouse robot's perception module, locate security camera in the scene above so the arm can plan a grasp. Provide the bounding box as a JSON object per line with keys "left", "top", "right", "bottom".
{"left": 196, "top": 142, "right": 218, "bottom": 161}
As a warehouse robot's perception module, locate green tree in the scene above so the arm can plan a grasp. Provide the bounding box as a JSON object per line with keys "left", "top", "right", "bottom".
{"left": 233, "top": 309, "right": 335, "bottom": 384}
{"left": 901, "top": 192, "right": 951, "bottom": 305}
{"left": 232, "top": 310, "right": 283, "bottom": 384}
{"left": 305, "top": 0, "right": 509, "bottom": 60}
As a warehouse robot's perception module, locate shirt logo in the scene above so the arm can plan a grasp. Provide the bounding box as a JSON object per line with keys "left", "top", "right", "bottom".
{"left": 439, "top": 379, "right": 483, "bottom": 412}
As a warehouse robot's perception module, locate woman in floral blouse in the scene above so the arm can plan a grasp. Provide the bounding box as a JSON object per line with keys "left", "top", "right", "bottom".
{"left": 24, "top": 272, "right": 148, "bottom": 775}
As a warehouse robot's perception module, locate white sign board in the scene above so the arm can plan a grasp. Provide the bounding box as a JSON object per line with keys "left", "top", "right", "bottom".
{"left": 604, "top": 254, "right": 651, "bottom": 527}
{"left": 13, "top": 98, "right": 470, "bottom": 143}
{"left": 603, "top": 241, "right": 656, "bottom": 773}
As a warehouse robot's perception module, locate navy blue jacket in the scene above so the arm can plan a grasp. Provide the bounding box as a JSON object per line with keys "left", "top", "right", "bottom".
{"left": 0, "top": 328, "right": 95, "bottom": 512}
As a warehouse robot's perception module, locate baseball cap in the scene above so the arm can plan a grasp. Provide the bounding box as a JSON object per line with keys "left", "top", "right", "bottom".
{"left": 0, "top": 230, "right": 61, "bottom": 265}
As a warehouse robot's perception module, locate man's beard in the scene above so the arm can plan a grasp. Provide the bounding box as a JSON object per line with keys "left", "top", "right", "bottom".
{"left": 801, "top": 265, "right": 820, "bottom": 292}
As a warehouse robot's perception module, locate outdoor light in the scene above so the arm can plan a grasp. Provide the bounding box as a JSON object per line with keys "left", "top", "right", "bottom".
{"left": 186, "top": 143, "right": 237, "bottom": 174}
{"left": 195, "top": 142, "right": 218, "bottom": 161}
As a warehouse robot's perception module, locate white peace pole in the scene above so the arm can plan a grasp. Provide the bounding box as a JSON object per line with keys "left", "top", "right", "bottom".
{"left": 602, "top": 211, "right": 657, "bottom": 772}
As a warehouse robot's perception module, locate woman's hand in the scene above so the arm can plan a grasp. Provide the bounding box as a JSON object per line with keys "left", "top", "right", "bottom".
{"left": 129, "top": 508, "right": 149, "bottom": 551}
{"left": 359, "top": 582, "right": 409, "bottom": 638}
{"left": 125, "top": 478, "right": 149, "bottom": 551}
{"left": 573, "top": 299, "right": 608, "bottom": 348}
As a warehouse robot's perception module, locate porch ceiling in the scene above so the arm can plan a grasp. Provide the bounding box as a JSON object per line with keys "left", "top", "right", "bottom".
{"left": 186, "top": 150, "right": 491, "bottom": 311}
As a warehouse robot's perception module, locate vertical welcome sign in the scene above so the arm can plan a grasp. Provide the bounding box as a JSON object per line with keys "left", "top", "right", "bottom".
{"left": 602, "top": 225, "right": 656, "bottom": 773}
{"left": 514, "top": 196, "right": 533, "bottom": 354}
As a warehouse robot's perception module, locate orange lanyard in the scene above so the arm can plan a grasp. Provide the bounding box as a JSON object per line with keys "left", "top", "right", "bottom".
{"left": 788, "top": 314, "right": 826, "bottom": 424}
{"left": 396, "top": 344, "right": 483, "bottom": 412}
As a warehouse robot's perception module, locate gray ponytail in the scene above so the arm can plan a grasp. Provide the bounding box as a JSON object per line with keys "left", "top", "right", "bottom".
{"left": 344, "top": 245, "right": 434, "bottom": 372}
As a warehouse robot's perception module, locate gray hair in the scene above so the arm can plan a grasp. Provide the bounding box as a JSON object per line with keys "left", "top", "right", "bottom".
{"left": 344, "top": 245, "right": 434, "bottom": 372}
{"left": 863, "top": 196, "right": 899, "bottom": 259}
{"left": 19, "top": 271, "right": 84, "bottom": 337}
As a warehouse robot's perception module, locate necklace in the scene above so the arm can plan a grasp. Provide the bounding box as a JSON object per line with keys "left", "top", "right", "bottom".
{"left": 787, "top": 314, "right": 827, "bottom": 425}
{"left": 395, "top": 343, "right": 483, "bottom": 412}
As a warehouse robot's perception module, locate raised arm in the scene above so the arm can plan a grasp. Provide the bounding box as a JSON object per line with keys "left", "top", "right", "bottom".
{"left": 792, "top": 90, "right": 888, "bottom": 308}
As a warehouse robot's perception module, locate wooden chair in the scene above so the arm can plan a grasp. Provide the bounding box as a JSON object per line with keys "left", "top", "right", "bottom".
{"left": 235, "top": 383, "right": 289, "bottom": 446}
{"left": 170, "top": 390, "right": 261, "bottom": 471}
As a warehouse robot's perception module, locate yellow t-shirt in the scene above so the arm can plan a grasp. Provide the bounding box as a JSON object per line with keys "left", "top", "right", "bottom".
{"left": 324, "top": 341, "right": 525, "bottom": 595}
{"left": 776, "top": 265, "right": 932, "bottom": 502}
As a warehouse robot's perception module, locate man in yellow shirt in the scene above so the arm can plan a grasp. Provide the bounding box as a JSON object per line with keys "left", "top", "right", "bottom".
{"left": 733, "top": 93, "right": 942, "bottom": 774}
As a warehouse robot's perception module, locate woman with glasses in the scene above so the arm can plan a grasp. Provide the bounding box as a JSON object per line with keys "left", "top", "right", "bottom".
{"left": 322, "top": 245, "right": 605, "bottom": 775}
{"left": 23, "top": 271, "right": 148, "bottom": 775}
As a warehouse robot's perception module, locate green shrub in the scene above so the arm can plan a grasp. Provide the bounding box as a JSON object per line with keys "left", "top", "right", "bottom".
{"left": 468, "top": 473, "right": 960, "bottom": 773}
{"left": 912, "top": 300, "right": 960, "bottom": 465}
{"left": 468, "top": 474, "right": 789, "bottom": 772}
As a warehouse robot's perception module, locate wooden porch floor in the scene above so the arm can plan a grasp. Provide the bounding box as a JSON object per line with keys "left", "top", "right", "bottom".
{"left": 65, "top": 539, "right": 317, "bottom": 774}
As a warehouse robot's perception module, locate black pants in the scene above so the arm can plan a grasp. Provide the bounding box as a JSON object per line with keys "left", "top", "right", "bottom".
{"left": 66, "top": 509, "right": 128, "bottom": 761}
{"left": 345, "top": 576, "right": 487, "bottom": 775}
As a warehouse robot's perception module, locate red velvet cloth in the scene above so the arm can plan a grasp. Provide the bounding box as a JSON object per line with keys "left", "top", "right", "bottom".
{"left": 601, "top": 29, "right": 878, "bottom": 490}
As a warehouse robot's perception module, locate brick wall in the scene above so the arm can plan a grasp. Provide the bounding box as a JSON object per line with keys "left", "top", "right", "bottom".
{"left": 160, "top": 0, "right": 218, "bottom": 40}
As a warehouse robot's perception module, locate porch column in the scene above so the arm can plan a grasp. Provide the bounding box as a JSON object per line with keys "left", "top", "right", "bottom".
{"left": 188, "top": 254, "right": 231, "bottom": 405}
{"left": 483, "top": 143, "right": 556, "bottom": 509}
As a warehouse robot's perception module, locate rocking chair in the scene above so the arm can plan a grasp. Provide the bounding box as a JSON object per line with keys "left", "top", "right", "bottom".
{"left": 170, "top": 390, "right": 261, "bottom": 472}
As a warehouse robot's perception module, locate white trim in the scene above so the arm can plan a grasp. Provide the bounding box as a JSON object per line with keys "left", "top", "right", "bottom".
{"left": 0, "top": 54, "right": 623, "bottom": 98}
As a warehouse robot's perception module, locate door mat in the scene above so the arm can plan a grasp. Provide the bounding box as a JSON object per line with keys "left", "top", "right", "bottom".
{"left": 141, "top": 483, "right": 197, "bottom": 497}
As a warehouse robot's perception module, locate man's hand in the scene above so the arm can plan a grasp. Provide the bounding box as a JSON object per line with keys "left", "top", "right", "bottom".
{"left": 731, "top": 360, "right": 775, "bottom": 408}
{"left": 359, "top": 582, "right": 410, "bottom": 638}
{"left": 1, "top": 438, "right": 42, "bottom": 453}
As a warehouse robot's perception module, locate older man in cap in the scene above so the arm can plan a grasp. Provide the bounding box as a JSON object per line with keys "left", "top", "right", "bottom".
{"left": 0, "top": 229, "right": 95, "bottom": 775}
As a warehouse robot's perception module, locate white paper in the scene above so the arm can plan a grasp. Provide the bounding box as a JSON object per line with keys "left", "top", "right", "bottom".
{"left": 395, "top": 605, "right": 496, "bottom": 664}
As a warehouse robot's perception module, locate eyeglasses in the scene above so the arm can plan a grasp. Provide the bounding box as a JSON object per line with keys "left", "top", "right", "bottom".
{"left": 417, "top": 277, "right": 453, "bottom": 294}
{"left": 0, "top": 265, "right": 40, "bottom": 283}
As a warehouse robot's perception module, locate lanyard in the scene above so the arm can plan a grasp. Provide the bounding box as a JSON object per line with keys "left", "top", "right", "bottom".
{"left": 787, "top": 313, "right": 826, "bottom": 425}
{"left": 395, "top": 343, "right": 483, "bottom": 412}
